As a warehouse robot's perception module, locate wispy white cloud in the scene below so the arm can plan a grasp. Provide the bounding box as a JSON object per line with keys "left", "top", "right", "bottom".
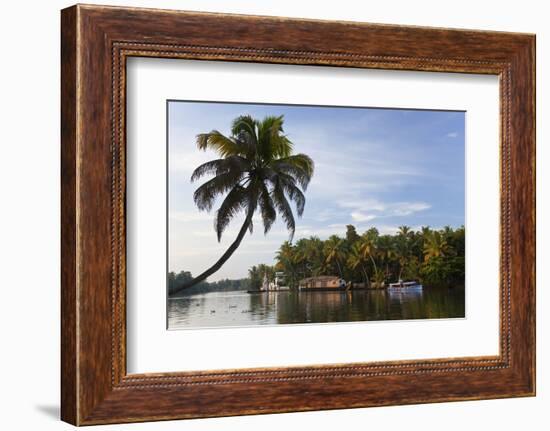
{"left": 446, "top": 131, "right": 458, "bottom": 138}
{"left": 350, "top": 211, "right": 377, "bottom": 222}
{"left": 391, "top": 202, "right": 431, "bottom": 216}
{"left": 339, "top": 199, "right": 387, "bottom": 212}
{"left": 338, "top": 198, "right": 431, "bottom": 220}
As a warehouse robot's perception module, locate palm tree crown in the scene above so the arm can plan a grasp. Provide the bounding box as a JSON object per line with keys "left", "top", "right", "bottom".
{"left": 192, "top": 115, "right": 314, "bottom": 240}
{"left": 423, "top": 231, "right": 451, "bottom": 261}
{"left": 324, "top": 235, "right": 346, "bottom": 278}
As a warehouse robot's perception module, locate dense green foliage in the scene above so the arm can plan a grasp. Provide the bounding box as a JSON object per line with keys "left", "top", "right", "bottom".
{"left": 252, "top": 224, "right": 465, "bottom": 289}
{"left": 168, "top": 271, "right": 249, "bottom": 297}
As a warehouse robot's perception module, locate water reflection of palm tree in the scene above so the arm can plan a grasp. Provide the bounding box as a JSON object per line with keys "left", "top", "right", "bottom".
{"left": 174, "top": 115, "right": 314, "bottom": 293}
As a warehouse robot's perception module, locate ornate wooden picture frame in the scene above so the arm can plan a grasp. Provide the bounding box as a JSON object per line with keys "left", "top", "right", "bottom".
{"left": 61, "top": 4, "right": 535, "bottom": 425}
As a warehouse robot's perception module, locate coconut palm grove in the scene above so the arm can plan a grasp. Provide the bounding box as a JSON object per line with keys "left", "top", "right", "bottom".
{"left": 169, "top": 224, "right": 465, "bottom": 294}
{"left": 253, "top": 224, "right": 464, "bottom": 289}
{"left": 167, "top": 103, "right": 465, "bottom": 327}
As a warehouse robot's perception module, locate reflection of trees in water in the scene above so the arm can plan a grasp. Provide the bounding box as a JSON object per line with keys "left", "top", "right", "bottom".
{"left": 248, "top": 292, "right": 281, "bottom": 323}
{"left": 274, "top": 291, "right": 374, "bottom": 324}
{"left": 382, "top": 287, "right": 465, "bottom": 321}
{"left": 367, "top": 290, "right": 392, "bottom": 320}
{"left": 168, "top": 296, "right": 208, "bottom": 326}
{"left": 423, "top": 287, "right": 465, "bottom": 318}
{"left": 168, "top": 287, "right": 465, "bottom": 329}
{"left": 271, "top": 287, "right": 464, "bottom": 324}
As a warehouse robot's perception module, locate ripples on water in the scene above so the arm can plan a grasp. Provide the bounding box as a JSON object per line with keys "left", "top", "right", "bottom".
{"left": 168, "top": 287, "right": 465, "bottom": 330}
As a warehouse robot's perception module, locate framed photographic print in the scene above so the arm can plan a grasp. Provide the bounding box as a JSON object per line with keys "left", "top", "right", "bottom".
{"left": 61, "top": 4, "right": 535, "bottom": 425}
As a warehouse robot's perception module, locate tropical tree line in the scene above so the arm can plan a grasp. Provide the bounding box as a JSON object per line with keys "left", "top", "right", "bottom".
{"left": 251, "top": 224, "right": 465, "bottom": 289}
{"left": 168, "top": 271, "right": 249, "bottom": 297}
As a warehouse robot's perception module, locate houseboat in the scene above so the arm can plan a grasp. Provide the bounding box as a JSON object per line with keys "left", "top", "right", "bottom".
{"left": 299, "top": 276, "right": 347, "bottom": 291}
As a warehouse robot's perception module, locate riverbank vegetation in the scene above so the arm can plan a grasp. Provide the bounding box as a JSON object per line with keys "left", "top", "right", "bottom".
{"left": 169, "top": 224, "right": 465, "bottom": 296}
{"left": 257, "top": 224, "right": 465, "bottom": 290}
{"left": 168, "top": 271, "right": 249, "bottom": 297}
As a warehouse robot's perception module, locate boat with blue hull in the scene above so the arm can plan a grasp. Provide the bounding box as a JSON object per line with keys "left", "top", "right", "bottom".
{"left": 387, "top": 280, "right": 423, "bottom": 291}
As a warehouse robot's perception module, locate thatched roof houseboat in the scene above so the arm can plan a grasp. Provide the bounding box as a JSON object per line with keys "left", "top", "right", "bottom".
{"left": 299, "top": 276, "right": 346, "bottom": 290}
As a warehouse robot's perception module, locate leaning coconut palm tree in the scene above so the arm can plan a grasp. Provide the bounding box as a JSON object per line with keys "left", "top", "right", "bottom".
{"left": 358, "top": 234, "right": 378, "bottom": 275}
{"left": 173, "top": 115, "right": 314, "bottom": 293}
{"left": 303, "top": 236, "right": 325, "bottom": 277}
{"left": 347, "top": 242, "right": 370, "bottom": 286}
{"left": 395, "top": 225, "right": 413, "bottom": 280}
{"left": 377, "top": 235, "right": 397, "bottom": 279}
{"left": 324, "top": 235, "right": 346, "bottom": 278}
{"left": 358, "top": 234, "right": 383, "bottom": 287}
{"left": 276, "top": 240, "right": 299, "bottom": 288}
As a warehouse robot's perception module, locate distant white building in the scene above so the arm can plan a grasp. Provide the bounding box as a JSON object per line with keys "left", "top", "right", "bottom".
{"left": 261, "top": 271, "right": 289, "bottom": 291}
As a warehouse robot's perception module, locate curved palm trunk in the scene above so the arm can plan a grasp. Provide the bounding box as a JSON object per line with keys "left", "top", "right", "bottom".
{"left": 288, "top": 264, "right": 297, "bottom": 288}
{"left": 368, "top": 255, "right": 378, "bottom": 277}
{"left": 361, "top": 265, "right": 370, "bottom": 288}
{"left": 335, "top": 259, "right": 343, "bottom": 278}
{"left": 171, "top": 210, "right": 254, "bottom": 294}
{"left": 368, "top": 255, "right": 381, "bottom": 288}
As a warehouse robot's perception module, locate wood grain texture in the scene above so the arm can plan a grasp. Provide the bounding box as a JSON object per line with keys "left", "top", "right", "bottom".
{"left": 60, "top": 5, "right": 78, "bottom": 425}
{"left": 60, "top": 4, "right": 535, "bottom": 425}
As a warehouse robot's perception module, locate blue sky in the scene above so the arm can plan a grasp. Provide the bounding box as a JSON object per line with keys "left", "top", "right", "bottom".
{"left": 168, "top": 101, "right": 465, "bottom": 281}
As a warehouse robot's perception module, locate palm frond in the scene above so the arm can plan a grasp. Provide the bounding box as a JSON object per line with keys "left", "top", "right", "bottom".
{"left": 190, "top": 159, "right": 225, "bottom": 182}
{"left": 191, "top": 156, "right": 250, "bottom": 184}
{"left": 231, "top": 115, "right": 257, "bottom": 136}
{"left": 278, "top": 173, "right": 306, "bottom": 217}
{"left": 196, "top": 131, "right": 242, "bottom": 157}
{"left": 213, "top": 185, "right": 249, "bottom": 241}
{"left": 257, "top": 115, "right": 293, "bottom": 160}
{"left": 258, "top": 181, "right": 276, "bottom": 234}
{"left": 193, "top": 171, "right": 243, "bottom": 211}
{"left": 272, "top": 180, "right": 296, "bottom": 240}
{"left": 270, "top": 135, "right": 293, "bottom": 159}
{"left": 231, "top": 115, "right": 258, "bottom": 158}
{"left": 222, "top": 155, "right": 252, "bottom": 174}
{"left": 271, "top": 154, "right": 314, "bottom": 190}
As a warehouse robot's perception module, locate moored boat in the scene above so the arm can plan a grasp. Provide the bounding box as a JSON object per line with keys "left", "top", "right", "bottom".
{"left": 298, "top": 276, "right": 347, "bottom": 291}
{"left": 387, "top": 280, "right": 423, "bottom": 290}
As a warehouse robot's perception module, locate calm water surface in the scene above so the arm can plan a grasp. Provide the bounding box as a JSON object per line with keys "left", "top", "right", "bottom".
{"left": 168, "top": 287, "right": 465, "bottom": 329}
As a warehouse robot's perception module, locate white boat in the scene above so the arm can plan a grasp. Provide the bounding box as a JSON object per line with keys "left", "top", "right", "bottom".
{"left": 387, "top": 280, "right": 423, "bottom": 290}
